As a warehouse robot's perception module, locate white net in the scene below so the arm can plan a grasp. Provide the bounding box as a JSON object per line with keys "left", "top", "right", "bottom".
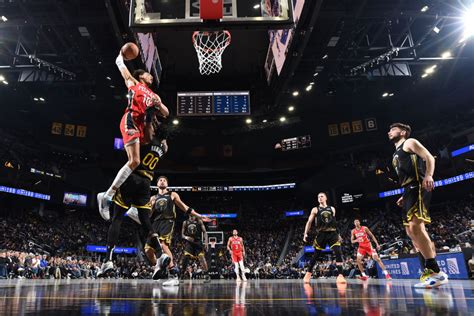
{"left": 192, "top": 31, "right": 231, "bottom": 75}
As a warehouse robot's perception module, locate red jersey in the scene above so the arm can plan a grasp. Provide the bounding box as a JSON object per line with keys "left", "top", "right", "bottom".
{"left": 126, "top": 83, "right": 157, "bottom": 122}
{"left": 230, "top": 236, "right": 243, "bottom": 254}
{"left": 353, "top": 226, "right": 371, "bottom": 246}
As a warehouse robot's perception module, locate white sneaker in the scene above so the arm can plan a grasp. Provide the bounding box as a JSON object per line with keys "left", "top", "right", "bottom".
{"left": 97, "top": 192, "right": 111, "bottom": 221}
{"left": 242, "top": 274, "right": 247, "bottom": 281}
{"left": 125, "top": 207, "right": 141, "bottom": 224}
{"left": 97, "top": 261, "right": 114, "bottom": 277}
{"left": 152, "top": 254, "right": 171, "bottom": 280}
{"left": 414, "top": 270, "right": 448, "bottom": 289}
{"left": 163, "top": 276, "right": 180, "bottom": 286}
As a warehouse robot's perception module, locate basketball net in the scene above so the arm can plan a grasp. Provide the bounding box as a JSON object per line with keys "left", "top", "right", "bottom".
{"left": 210, "top": 240, "right": 217, "bottom": 249}
{"left": 192, "top": 30, "right": 231, "bottom": 75}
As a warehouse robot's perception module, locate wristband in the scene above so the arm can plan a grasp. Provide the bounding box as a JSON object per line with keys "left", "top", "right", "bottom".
{"left": 186, "top": 207, "right": 194, "bottom": 215}
{"left": 115, "top": 54, "right": 126, "bottom": 70}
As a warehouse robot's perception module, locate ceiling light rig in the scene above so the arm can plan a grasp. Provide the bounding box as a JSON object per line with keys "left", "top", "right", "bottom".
{"left": 350, "top": 48, "right": 400, "bottom": 76}
{"left": 27, "top": 55, "right": 76, "bottom": 80}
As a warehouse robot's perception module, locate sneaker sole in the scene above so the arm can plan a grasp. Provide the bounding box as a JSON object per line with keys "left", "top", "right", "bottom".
{"left": 152, "top": 256, "right": 171, "bottom": 280}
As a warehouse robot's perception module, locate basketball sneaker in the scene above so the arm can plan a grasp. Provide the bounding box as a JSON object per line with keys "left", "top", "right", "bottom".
{"left": 97, "top": 192, "right": 111, "bottom": 221}
{"left": 336, "top": 274, "right": 347, "bottom": 284}
{"left": 163, "top": 275, "right": 180, "bottom": 287}
{"left": 97, "top": 261, "right": 114, "bottom": 277}
{"left": 414, "top": 269, "right": 448, "bottom": 288}
{"left": 385, "top": 273, "right": 392, "bottom": 280}
{"left": 125, "top": 207, "right": 141, "bottom": 224}
{"left": 152, "top": 254, "right": 171, "bottom": 280}
{"left": 358, "top": 275, "right": 369, "bottom": 281}
{"left": 303, "top": 272, "right": 312, "bottom": 283}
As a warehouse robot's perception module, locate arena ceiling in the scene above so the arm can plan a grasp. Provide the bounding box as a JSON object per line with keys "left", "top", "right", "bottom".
{"left": 0, "top": 0, "right": 473, "bottom": 169}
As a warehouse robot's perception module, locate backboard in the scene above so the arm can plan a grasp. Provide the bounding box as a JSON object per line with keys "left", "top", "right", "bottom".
{"left": 129, "top": 0, "right": 294, "bottom": 31}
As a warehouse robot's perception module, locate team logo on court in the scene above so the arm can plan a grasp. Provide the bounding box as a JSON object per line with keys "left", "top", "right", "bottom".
{"left": 446, "top": 258, "right": 459, "bottom": 274}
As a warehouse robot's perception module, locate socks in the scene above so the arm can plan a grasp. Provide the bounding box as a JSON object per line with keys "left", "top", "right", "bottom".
{"left": 105, "top": 164, "right": 134, "bottom": 198}
{"left": 382, "top": 270, "right": 388, "bottom": 275}
{"left": 425, "top": 258, "right": 440, "bottom": 273}
{"left": 362, "top": 272, "right": 367, "bottom": 277}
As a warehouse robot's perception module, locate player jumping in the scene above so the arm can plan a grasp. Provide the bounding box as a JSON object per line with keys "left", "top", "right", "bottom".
{"left": 98, "top": 48, "right": 169, "bottom": 220}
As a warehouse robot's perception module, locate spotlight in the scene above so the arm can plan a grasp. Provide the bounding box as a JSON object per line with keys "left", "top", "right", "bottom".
{"left": 310, "top": 81, "right": 315, "bottom": 85}
{"left": 441, "top": 51, "right": 452, "bottom": 59}
{"left": 382, "top": 92, "right": 389, "bottom": 98}
{"left": 288, "top": 106, "right": 295, "bottom": 112}
{"left": 292, "top": 91, "right": 299, "bottom": 97}
{"left": 0, "top": 75, "right": 4, "bottom": 81}
{"left": 461, "top": 6, "right": 474, "bottom": 42}
{"left": 1, "top": 16, "right": 7, "bottom": 22}
{"left": 172, "top": 119, "right": 179, "bottom": 125}
{"left": 421, "top": 6, "right": 429, "bottom": 12}
{"left": 305, "top": 84, "right": 312, "bottom": 92}
{"left": 389, "top": 93, "right": 394, "bottom": 97}
{"left": 262, "top": 119, "right": 268, "bottom": 123}
{"left": 34, "top": 98, "right": 39, "bottom": 101}
{"left": 313, "top": 72, "right": 319, "bottom": 77}
{"left": 433, "top": 26, "right": 440, "bottom": 34}
{"left": 424, "top": 65, "right": 437, "bottom": 74}
{"left": 245, "top": 118, "right": 252, "bottom": 124}
{"left": 253, "top": 4, "right": 260, "bottom": 9}
{"left": 279, "top": 116, "right": 286, "bottom": 122}
{"left": 39, "top": 97, "right": 45, "bottom": 101}
{"left": 109, "top": 85, "right": 115, "bottom": 88}
{"left": 322, "top": 54, "right": 328, "bottom": 59}
{"left": 421, "top": 73, "right": 429, "bottom": 78}
{"left": 2, "top": 80, "right": 8, "bottom": 85}
{"left": 106, "top": 76, "right": 111, "bottom": 80}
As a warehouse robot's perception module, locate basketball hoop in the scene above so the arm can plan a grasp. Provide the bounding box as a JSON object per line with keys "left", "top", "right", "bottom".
{"left": 192, "top": 30, "right": 231, "bottom": 75}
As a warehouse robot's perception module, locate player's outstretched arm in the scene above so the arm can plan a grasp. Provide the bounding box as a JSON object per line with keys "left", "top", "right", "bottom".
{"left": 115, "top": 52, "right": 138, "bottom": 88}
{"left": 171, "top": 192, "right": 211, "bottom": 222}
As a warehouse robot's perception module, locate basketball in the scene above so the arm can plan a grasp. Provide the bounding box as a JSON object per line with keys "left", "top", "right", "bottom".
{"left": 120, "top": 42, "right": 139, "bottom": 60}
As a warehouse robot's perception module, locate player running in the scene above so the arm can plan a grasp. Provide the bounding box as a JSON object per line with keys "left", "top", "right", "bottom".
{"left": 351, "top": 219, "right": 391, "bottom": 280}
{"left": 227, "top": 230, "right": 247, "bottom": 281}
{"left": 98, "top": 48, "right": 169, "bottom": 220}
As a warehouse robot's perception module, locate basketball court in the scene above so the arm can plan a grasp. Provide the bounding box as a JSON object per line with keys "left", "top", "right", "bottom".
{"left": 1, "top": 279, "right": 473, "bottom": 314}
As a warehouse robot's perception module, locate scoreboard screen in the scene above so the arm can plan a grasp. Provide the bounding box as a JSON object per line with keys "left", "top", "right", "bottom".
{"left": 177, "top": 91, "right": 250, "bottom": 116}
{"left": 281, "top": 135, "right": 311, "bottom": 151}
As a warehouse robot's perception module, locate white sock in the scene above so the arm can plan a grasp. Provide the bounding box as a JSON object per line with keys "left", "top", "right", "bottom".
{"left": 362, "top": 272, "right": 367, "bottom": 277}
{"left": 105, "top": 164, "right": 133, "bottom": 198}
{"left": 383, "top": 270, "right": 388, "bottom": 275}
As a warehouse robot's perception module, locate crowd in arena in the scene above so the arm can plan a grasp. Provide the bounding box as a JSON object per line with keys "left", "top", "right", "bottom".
{"left": 1, "top": 196, "right": 473, "bottom": 280}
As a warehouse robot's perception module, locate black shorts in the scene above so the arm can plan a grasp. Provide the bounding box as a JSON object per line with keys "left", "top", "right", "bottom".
{"left": 152, "top": 219, "right": 175, "bottom": 245}
{"left": 113, "top": 174, "right": 151, "bottom": 210}
{"left": 402, "top": 184, "right": 431, "bottom": 226}
{"left": 184, "top": 240, "right": 205, "bottom": 258}
{"left": 313, "top": 231, "right": 340, "bottom": 251}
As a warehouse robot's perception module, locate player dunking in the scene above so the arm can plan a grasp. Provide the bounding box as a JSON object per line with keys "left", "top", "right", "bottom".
{"left": 303, "top": 192, "right": 346, "bottom": 284}
{"left": 97, "top": 49, "right": 169, "bottom": 220}
{"left": 181, "top": 214, "right": 211, "bottom": 282}
{"left": 351, "top": 219, "right": 391, "bottom": 280}
{"left": 388, "top": 122, "right": 448, "bottom": 288}
{"left": 227, "top": 230, "right": 247, "bottom": 281}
